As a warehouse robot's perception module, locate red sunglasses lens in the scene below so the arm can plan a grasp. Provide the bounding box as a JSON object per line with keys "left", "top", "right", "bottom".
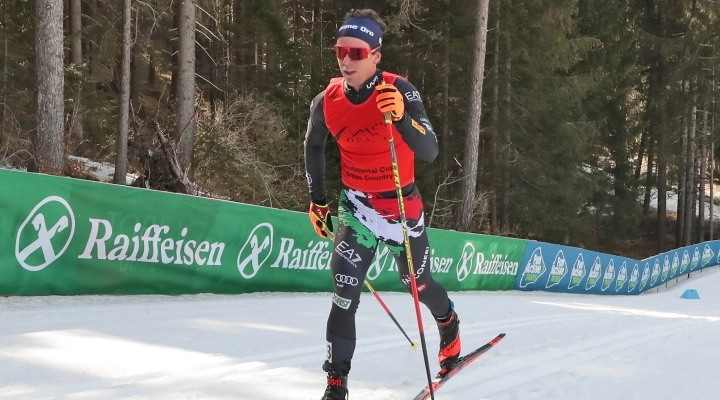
{"left": 334, "top": 46, "right": 370, "bottom": 60}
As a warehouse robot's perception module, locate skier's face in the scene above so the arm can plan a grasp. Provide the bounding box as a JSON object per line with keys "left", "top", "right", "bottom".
{"left": 335, "top": 36, "right": 381, "bottom": 91}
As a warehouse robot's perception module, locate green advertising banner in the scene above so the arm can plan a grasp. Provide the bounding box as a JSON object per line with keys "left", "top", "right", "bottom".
{"left": 0, "top": 169, "right": 527, "bottom": 295}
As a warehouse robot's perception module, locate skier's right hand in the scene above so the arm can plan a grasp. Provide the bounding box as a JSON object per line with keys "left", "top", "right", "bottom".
{"left": 309, "top": 200, "right": 334, "bottom": 239}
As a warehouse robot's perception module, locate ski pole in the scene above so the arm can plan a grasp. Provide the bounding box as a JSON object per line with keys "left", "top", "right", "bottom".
{"left": 321, "top": 227, "right": 417, "bottom": 350}
{"left": 363, "top": 279, "right": 418, "bottom": 350}
{"left": 384, "top": 110, "right": 436, "bottom": 399}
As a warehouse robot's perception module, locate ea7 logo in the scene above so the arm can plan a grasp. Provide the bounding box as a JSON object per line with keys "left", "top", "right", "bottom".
{"left": 237, "top": 223, "right": 274, "bottom": 279}
{"left": 16, "top": 196, "right": 76, "bottom": 271}
{"left": 335, "top": 241, "right": 362, "bottom": 265}
{"left": 404, "top": 91, "right": 421, "bottom": 102}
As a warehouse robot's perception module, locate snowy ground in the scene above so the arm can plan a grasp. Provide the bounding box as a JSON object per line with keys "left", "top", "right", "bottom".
{"left": 0, "top": 156, "right": 137, "bottom": 185}
{"left": 2, "top": 269, "right": 720, "bottom": 400}
{"left": 647, "top": 188, "right": 720, "bottom": 222}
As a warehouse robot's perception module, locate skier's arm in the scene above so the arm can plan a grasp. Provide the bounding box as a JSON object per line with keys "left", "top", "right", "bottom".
{"left": 304, "top": 91, "right": 330, "bottom": 203}
{"left": 391, "top": 78, "right": 439, "bottom": 162}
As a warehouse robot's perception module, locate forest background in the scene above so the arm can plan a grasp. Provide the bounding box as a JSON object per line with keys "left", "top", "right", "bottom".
{"left": 1, "top": 0, "right": 719, "bottom": 259}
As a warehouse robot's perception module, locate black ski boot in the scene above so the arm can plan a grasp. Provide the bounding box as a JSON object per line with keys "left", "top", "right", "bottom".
{"left": 321, "top": 361, "right": 350, "bottom": 400}
{"left": 436, "top": 302, "right": 461, "bottom": 374}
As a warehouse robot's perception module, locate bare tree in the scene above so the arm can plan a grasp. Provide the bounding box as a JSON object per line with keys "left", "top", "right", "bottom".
{"left": 32, "top": 0, "right": 64, "bottom": 174}
{"left": 69, "top": 0, "right": 83, "bottom": 142}
{"left": 114, "top": 0, "right": 132, "bottom": 185}
{"left": 455, "top": 0, "right": 491, "bottom": 231}
{"left": 176, "top": 0, "right": 196, "bottom": 178}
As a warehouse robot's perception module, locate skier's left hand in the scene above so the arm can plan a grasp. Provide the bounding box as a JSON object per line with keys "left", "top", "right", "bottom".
{"left": 376, "top": 83, "right": 405, "bottom": 122}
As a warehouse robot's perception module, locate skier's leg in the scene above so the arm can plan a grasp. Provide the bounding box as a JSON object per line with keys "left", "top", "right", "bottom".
{"left": 324, "top": 190, "right": 378, "bottom": 374}
{"left": 392, "top": 223, "right": 461, "bottom": 370}
{"left": 392, "top": 226, "right": 450, "bottom": 317}
{"left": 384, "top": 190, "right": 460, "bottom": 370}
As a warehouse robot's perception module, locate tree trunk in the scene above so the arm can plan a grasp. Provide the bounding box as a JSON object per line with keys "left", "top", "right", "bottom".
{"left": 657, "top": 133, "right": 667, "bottom": 252}
{"left": 130, "top": 41, "right": 142, "bottom": 114}
{"left": 712, "top": 58, "right": 717, "bottom": 240}
{"left": 711, "top": 127, "right": 715, "bottom": 241}
{"left": 176, "top": 0, "right": 196, "bottom": 178}
{"left": 440, "top": 0, "right": 450, "bottom": 197}
{"left": 677, "top": 81, "right": 688, "bottom": 247}
{"left": 310, "top": 0, "right": 321, "bottom": 89}
{"left": 643, "top": 136, "right": 655, "bottom": 218}
{"left": 655, "top": 61, "right": 667, "bottom": 251}
{"left": 87, "top": 0, "right": 98, "bottom": 76}
{"left": 33, "top": 0, "right": 64, "bottom": 174}
{"left": 69, "top": 0, "right": 83, "bottom": 142}
{"left": 684, "top": 93, "right": 697, "bottom": 245}
{"left": 501, "top": 25, "right": 512, "bottom": 235}
{"left": 455, "top": 0, "right": 491, "bottom": 232}
{"left": 234, "top": 0, "right": 246, "bottom": 93}
{"left": 643, "top": 60, "right": 660, "bottom": 219}
{"left": 712, "top": 42, "right": 717, "bottom": 241}
{"left": 490, "top": 0, "right": 500, "bottom": 234}
{"left": 698, "top": 103, "right": 709, "bottom": 242}
{"left": 1, "top": 0, "right": 7, "bottom": 146}
{"left": 114, "top": 0, "right": 131, "bottom": 184}
{"left": 170, "top": 0, "right": 180, "bottom": 100}
{"left": 634, "top": 129, "right": 648, "bottom": 182}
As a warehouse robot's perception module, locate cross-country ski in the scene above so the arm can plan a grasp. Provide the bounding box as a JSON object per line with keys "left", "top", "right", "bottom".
{"left": 413, "top": 333, "right": 506, "bottom": 400}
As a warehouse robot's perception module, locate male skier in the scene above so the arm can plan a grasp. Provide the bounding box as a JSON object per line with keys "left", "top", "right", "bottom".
{"left": 304, "top": 9, "right": 462, "bottom": 400}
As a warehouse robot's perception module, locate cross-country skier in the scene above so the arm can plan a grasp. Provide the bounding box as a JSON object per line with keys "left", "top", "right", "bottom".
{"left": 303, "top": 8, "right": 462, "bottom": 400}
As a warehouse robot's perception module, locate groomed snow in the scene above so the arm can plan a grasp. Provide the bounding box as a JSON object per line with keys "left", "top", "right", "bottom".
{"left": 2, "top": 268, "right": 719, "bottom": 399}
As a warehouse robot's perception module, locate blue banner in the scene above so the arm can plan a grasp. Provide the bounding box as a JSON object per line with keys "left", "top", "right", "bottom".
{"left": 515, "top": 240, "right": 720, "bottom": 295}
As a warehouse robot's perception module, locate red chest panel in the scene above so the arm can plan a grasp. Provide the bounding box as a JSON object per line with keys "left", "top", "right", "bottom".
{"left": 323, "top": 72, "right": 415, "bottom": 192}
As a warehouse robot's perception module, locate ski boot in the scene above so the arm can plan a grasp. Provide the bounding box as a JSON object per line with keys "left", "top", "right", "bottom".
{"left": 436, "top": 302, "right": 461, "bottom": 374}
{"left": 321, "top": 361, "right": 349, "bottom": 400}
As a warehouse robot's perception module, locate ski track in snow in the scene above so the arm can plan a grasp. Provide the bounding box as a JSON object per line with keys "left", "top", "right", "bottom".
{"left": 1, "top": 271, "right": 720, "bottom": 399}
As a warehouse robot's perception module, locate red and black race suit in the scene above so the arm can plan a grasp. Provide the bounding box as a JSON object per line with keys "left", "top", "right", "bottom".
{"left": 304, "top": 69, "right": 438, "bottom": 201}
{"left": 304, "top": 70, "right": 450, "bottom": 368}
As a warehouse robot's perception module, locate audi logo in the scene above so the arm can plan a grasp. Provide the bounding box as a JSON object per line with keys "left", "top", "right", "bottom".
{"left": 335, "top": 274, "right": 359, "bottom": 286}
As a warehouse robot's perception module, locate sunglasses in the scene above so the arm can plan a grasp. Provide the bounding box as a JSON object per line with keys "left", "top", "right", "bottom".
{"left": 334, "top": 45, "right": 381, "bottom": 61}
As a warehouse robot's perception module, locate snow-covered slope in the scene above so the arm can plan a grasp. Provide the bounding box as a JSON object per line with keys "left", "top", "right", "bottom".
{"left": 1, "top": 268, "right": 719, "bottom": 399}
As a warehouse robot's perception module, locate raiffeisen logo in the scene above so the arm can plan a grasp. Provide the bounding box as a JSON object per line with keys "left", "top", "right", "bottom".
{"left": 615, "top": 261, "right": 627, "bottom": 292}
{"left": 568, "top": 253, "right": 586, "bottom": 290}
{"left": 16, "top": 196, "right": 76, "bottom": 271}
{"left": 519, "top": 248, "right": 545, "bottom": 288}
{"left": 453, "top": 242, "right": 518, "bottom": 283}
{"left": 680, "top": 250, "right": 690, "bottom": 274}
{"left": 600, "top": 259, "right": 615, "bottom": 291}
{"left": 628, "top": 263, "right": 639, "bottom": 292}
{"left": 585, "top": 257, "right": 602, "bottom": 290}
{"left": 545, "top": 250, "right": 567, "bottom": 288}
{"left": 455, "top": 243, "right": 475, "bottom": 282}
{"left": 237, "top": 223, "right": 274, "bottom": 279}
{"left": 78, "top": 219, "right": 225, "bottom": 267}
